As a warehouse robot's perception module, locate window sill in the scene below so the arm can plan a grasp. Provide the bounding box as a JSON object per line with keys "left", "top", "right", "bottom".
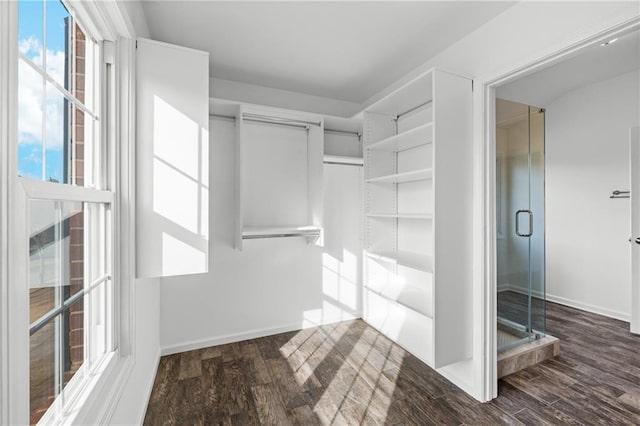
{"left": 37, "top": 351, "right": 135, "bottom": 425}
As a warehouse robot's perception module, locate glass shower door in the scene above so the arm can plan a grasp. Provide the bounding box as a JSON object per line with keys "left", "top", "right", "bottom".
{"left": 496, "top": 99, "right": 545, "bottom": 351}
{"left": 529, "top": 106, "right": 545, "bottom": 337}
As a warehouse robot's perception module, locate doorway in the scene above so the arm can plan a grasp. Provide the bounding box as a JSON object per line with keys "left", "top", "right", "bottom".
{"left": 486, "top": 18, "right": 640, "bottom": 398}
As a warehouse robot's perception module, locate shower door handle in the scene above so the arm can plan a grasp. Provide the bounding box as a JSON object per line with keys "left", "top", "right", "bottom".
{"left": 516, "top": 209, "right": 533, "bottom": 237}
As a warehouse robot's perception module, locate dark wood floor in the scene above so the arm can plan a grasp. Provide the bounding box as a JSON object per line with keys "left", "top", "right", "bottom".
{"left": 497, "top": 290, "right": 545, "bottom": 335}
{"left": 144, "top": 302, "right": 640, "bottom": 425}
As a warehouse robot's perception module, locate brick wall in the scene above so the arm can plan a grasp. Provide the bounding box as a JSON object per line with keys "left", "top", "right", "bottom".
{"left": 67, "top": 23, "right": 85, "bottom": 369}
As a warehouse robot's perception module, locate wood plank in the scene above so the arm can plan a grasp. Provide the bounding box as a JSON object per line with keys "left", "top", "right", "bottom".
{"left": 178, "top": 349, "right": 202, "bottom": 380}
{"left": 201, "top": 356, "right": 227, "bottom": 424}
{"left": 287, "top": 405, "right": 321, "bottom": 426}
{"left": 251, "top": 385, "right": 293, "bottom": 426}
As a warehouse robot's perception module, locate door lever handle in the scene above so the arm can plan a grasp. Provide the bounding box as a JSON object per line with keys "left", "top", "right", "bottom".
{"left": 630, "top": 237, "right": 640, "bottom": 244}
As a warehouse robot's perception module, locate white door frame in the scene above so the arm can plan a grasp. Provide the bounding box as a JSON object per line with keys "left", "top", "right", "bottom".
{"left": 482, "top": 17, "right": 640, "bottom": 399}
{"left": 630, "top": 127, "right": 640, "bottom": 334}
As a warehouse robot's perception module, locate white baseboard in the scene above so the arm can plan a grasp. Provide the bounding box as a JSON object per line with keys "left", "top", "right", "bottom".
{"left": 498, "top": 284, "right": 630, "bottom": 322}
{"left": 160, "top": 311, "right": 361, "bottom": 356}
{"left": 544, "top": 293, "right": 629, "bottom": 322}
{"left": 497, "top": 283, "right": 544, "bottom": 299}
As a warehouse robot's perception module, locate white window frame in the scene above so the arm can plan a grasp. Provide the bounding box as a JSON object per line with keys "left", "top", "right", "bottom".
{"left": 1, "top": 1, "right": 138, "bottom": 424}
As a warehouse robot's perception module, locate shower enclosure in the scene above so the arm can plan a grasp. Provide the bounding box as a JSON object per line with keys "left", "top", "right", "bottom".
{"left": 496, "top": 98, "right": 546, "bottom": 351}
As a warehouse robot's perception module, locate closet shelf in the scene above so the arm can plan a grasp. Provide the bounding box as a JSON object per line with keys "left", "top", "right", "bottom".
{"left": 366, "top": 250, "right": 433, "bottom": 273}
{"left": 364, "top": 284, "right": 433, "bottom": 319}
{"left": 366, "top": 168, "right": 433, "bottom": 184}
{"left": 366, "top": 122, "right": 433, "bottom": 152}
{"left": 242, "top": 225, "right": 321, "bottom": 241}
{"left": 367, "top": 213, "right": 433, "bottom": 219}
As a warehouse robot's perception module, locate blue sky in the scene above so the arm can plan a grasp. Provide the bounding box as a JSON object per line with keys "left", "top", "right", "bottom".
{"left": 18, "top": 0, "right": 69, "bottom": 182}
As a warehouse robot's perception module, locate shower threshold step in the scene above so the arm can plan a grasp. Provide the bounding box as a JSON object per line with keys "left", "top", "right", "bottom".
{"left": 497, "top": 335, "right": 560, "bottom": 378}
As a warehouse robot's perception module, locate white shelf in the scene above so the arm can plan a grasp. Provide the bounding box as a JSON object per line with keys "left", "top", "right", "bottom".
{"left": 242, "top": 225, "right": 321, "bottom": 240}
{"left": 364, "top": 282, "right": 433, "bottom": 319}
{"left": 366, "top": 250, "right": 433, "bottom": 273}
{"left": 367, "top": 213, "right": 432, "bottom": 219}
{"left": 366, "top": 70, "right": 434, "bottom": 116}
{"left": 366, "top": 168, "right": 432, "bottom": 183}
{"left": 367, "top": 122, "right": 433, "bottom": 152}
{"left": 364, "top": 289, "right": 434, "bottom": 366}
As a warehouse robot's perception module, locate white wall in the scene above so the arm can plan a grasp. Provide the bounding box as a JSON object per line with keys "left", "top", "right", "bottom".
{"left": 119, "top": 0, "right": 150, "bottom": 39}
{"left": 546, "top": 69, "right": 640, "bottom": 321}
{"left": 158, "top": 118, "right": 363, "bottom": 354}
{"left": 211, "top": 77, "right": 362, "bottom": 118}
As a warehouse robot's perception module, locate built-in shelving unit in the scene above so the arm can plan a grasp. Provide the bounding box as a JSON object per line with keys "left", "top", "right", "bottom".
{"left": 363, "top": 68, "right": 473, "bottom": 369}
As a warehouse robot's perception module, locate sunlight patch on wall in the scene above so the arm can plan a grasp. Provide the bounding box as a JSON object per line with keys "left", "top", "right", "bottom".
{"left": 322, "top": 250, "right": 358, "bottom": 311}
{"left": 161, "top": 232, "right": 206, "bottom": 276}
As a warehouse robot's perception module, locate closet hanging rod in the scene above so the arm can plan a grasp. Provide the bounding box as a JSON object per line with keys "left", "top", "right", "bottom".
{"left": 209, "top": 113, "right": 321, "bottom": 130}
{"left": 243, "top": 112, "right": 321, "bottom": 128}
{"left": 323, "top": 161, "right": 363, "bottom": 167}
{"left": 394, "top": 100, "right": 433, "bottom": 121}
{"left": 209, "top": 113, "right": 308, "bottom": 130}
{"left": 243, "top": 231, "right": 320, "bottom": 240}
{"left": 324, "top": 128, "right": 361, "bottom": 138}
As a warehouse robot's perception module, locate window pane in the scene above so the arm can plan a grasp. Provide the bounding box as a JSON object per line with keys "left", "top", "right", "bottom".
{"left": 29, "top": 199, "right": 111, "bottom": 420}
{"left": 18, "top": 58, "right": 44, "bottom": 180}
{"left": 29, "top": 299, "right": 86, "bottom": 425}
{"left": 18, "top": 0, "right": 43, "bottom": 68}
{"left": 70, "top": 105, "right": 90, "bottom": 186}
{"left": 63, "top": 297, "right": 84, "bottom": 388}
{"left": 45, "top": 0, "right": 71, "bottom": 89}
{"left": 17, "top": 1, "right": 99, "bottom": 188}
{"left": 30, "top": 316, "right": 57, "bottom": 424}
{"left": 44, "top": 83, "right": 67, "bottom": 183}
{"left": 87, "top": 281, "right": 111, "bottom": 366}
{"left": 29, "top": 200, "right": 84, "bottom": 317}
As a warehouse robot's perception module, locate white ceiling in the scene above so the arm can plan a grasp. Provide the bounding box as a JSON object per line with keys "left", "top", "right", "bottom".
{"left": 497, "top": 27, "right": 640, "bottom": 107}
{"left": 141, "top": 1, "right": 514, "bottom": 103}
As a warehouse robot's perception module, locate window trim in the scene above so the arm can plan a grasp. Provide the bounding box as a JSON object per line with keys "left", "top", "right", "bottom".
{"left": 2, "top": 0, "right": 138, "bottom": 423}
{"left": 19, "top": 178, "right": 114, "bottom": 203}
